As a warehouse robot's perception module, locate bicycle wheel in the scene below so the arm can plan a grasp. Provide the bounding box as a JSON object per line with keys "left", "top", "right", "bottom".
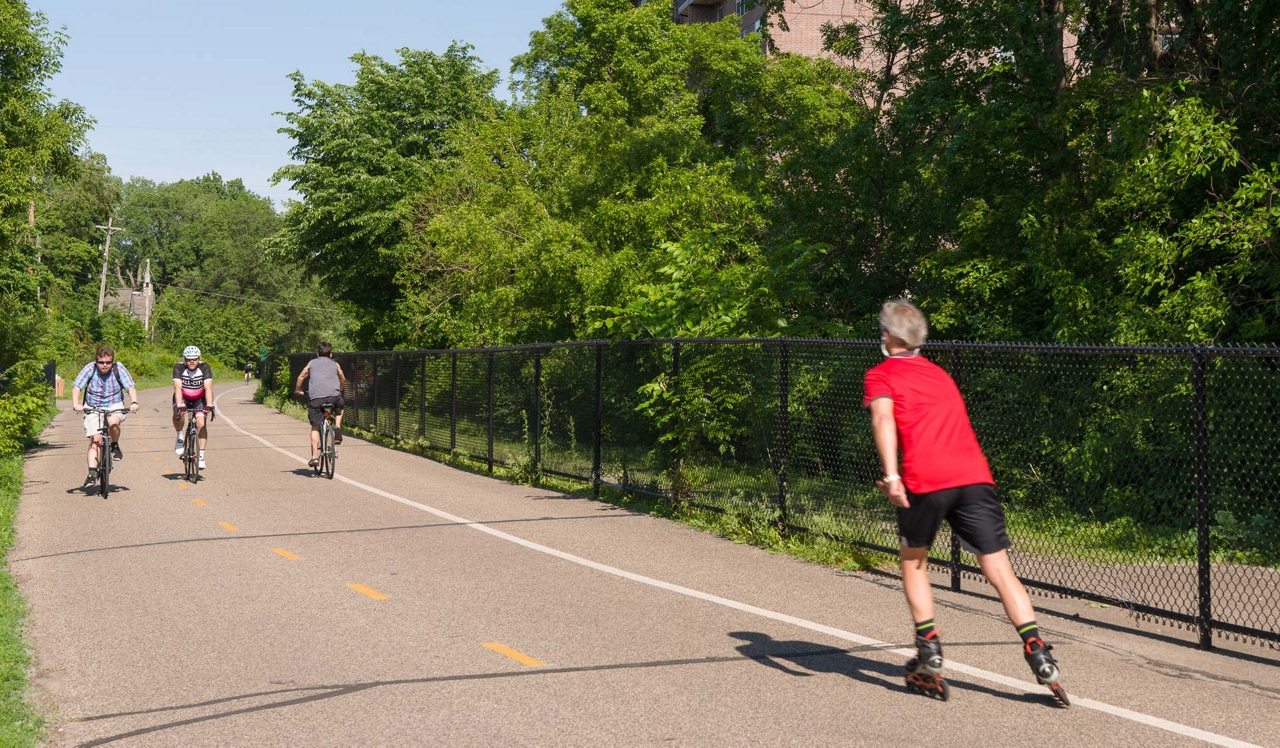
{"left": 185, "top": 424, "right": 199, "bottom": 483}
{"left": 98, "top": 435, "right": 111, "bottom": 498}
{"left": 322, "top": 423, "right": 335, "bottom": 479}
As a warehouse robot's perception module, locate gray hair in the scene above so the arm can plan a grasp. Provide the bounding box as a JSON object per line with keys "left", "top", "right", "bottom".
{"left": 879, "top": 300, "right": 928, "bottom": 349}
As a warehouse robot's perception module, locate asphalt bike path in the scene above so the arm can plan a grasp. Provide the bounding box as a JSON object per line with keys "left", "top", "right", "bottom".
{"left": 12, "top": 386, "right": 1280, "bottom": 746}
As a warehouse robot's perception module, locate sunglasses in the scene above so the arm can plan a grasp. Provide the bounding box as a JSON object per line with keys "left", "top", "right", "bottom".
{"left": 96, "top": 360, "right": 114, "bottom": 365}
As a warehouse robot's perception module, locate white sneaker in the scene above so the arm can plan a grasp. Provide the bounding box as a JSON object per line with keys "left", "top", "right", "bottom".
{"left": 197, "top": 453, "right": 206, "bottom": 469}
{"left": 174, "top": 435, "right": 184, "bottom": 455}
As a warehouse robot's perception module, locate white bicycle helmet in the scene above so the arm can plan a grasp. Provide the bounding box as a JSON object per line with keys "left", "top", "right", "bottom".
{"left": 182, "top": 345, "right": 201, "bottom": 360}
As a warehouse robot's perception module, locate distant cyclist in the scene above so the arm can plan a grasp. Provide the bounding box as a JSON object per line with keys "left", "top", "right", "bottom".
{"left": 244, "top": 361, "right": 254, "bottom": 382}
{"left": 294, "top": 341, "right": 346, "bottom": 468}
{"left": 71, "top": 346, "right": 140, "bottom": 488}
{"left": 172, "top": 345, "right": 214, "bottom": 469}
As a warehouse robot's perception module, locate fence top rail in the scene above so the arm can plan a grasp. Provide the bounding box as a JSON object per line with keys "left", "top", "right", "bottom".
{"left": 288, "top": 338, "right": 1280, "bottom": 359}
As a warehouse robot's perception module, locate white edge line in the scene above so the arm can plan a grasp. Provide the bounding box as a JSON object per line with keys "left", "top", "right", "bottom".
{"left": 214, "top": 387, "right": 1260, "bottom": 748}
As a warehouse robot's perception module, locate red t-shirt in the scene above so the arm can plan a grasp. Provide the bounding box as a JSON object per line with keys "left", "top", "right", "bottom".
{"left": 863, "top": 355, "right": 994, "bottom": 494}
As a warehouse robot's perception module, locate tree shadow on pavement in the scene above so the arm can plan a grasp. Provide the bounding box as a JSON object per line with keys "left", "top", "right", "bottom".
{"left": 728, "top": 631, "right": 1047, "bottom": 705}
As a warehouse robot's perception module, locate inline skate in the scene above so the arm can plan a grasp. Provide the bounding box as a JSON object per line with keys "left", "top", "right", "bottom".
{"left": 1025, "top": 641, "right": 1070, "bottom": 707}
{"left": 904, "top": 635, "right": 948, "bottom": 701}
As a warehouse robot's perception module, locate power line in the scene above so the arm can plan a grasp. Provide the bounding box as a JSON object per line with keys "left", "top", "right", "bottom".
{"left": 67, "top": 272, "right": 339, "bottom": 313}
{"left": 149, "top": 281, "right": 340, "bottom": 313}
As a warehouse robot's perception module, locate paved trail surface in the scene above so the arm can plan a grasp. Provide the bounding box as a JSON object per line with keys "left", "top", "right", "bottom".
{"left": 13, "top": 386, "right": 1280, "bottom": 746}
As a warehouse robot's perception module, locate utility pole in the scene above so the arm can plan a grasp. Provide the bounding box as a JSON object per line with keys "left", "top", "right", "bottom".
{"left": 94, "top": 217, "right": 124, "bottom": 314}
{"left": 142, "top": 259, "right": 152, "bottom": 331}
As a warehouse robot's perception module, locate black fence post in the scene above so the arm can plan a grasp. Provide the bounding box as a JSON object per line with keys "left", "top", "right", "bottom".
{"left": 418, "top": 354, "right": 426, "bottom": 439}
{"left": 533, "top": 351, "right": 542, "bottom": 472}
{"left": 777, "top": 342, "right": 790, "bottom": 527}
{"left": 347, "top": 356, "right": 357, "bottom": 427}
{"left": 948, "top": 345, "right": 963, "bottom": 593}
{"left": 487, "top": 352, "right": 495, "bottom": 474}
{"left": 450, "top": 353, "right": 458, "bottom": 452}
{"left": 1192, "top": 347, "right": 1213, "bottom": 649}
{"left": 393, "top": 353, "right": 401, "bottom": 436}
{"left": 371, "top": 356, "right": 380, "bottom": 435}
{"left": 593, "top": 343, "right": 603, "bottom": 498}
{"left": 670, "top": 341, "right": 681, "bottom": 503}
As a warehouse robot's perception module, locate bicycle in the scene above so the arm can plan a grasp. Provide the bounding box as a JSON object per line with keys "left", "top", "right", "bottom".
{"left": 176, "top": 404, "right": 214, "bottom": 483}
{"left": 315, "top": 404, "right": 337, "bottom": 480}
{"left": 85, "top": 408, "right": 123, "bottom": 498}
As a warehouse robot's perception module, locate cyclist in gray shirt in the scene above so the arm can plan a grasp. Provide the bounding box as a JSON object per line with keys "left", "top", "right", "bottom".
{"left": 295, "top": 341, "right": 348, "bottom": 468}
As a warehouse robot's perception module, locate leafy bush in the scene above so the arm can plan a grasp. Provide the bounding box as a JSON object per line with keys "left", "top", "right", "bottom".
{"left": 0, "top": 364, "right": 52, "bottom": 456}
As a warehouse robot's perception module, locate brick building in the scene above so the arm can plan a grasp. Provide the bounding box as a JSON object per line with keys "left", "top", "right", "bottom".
{"left": 633, "top": 0, "right": 865, "bottom": 60}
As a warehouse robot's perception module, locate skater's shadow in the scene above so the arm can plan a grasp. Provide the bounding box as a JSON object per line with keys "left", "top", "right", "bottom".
{"left": 728, "top": 631, "right": 1046, "bottom": 705}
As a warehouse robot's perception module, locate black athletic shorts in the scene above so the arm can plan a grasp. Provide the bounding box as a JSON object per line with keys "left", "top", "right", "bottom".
{"left": 897, "top": 483, "right": 1011, "bottom": 555}
{"left": 308, "top": 395, "right": 344, "bottom": 428}
{"left": 174, "top": 395, "right": 209, "bottom": 413}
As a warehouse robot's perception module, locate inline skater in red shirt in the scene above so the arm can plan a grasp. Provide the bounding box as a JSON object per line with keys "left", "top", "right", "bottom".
{"left": 864, "top": 300, "right": 1068, "bottom": 705}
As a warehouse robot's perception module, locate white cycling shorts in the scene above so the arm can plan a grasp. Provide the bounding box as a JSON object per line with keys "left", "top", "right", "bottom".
{"left": 84, "top": 408, "right": 127, "bottom": 438}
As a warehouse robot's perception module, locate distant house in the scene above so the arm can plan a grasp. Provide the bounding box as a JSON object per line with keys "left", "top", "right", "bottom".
{"left": 103, "top": 285, "right": 156, "bottom": 326}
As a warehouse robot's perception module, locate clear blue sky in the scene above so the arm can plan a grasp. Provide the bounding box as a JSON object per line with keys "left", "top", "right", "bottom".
{"left": 43, "top": 0, "right": 565, "bottom": 209}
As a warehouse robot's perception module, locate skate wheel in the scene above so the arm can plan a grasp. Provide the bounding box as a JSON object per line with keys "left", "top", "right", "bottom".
{"left": 938, "top": 679, "right": 949, "bottom": 701}
{"left": 1049, "top": 683, "right": 1070, "bottom": 707}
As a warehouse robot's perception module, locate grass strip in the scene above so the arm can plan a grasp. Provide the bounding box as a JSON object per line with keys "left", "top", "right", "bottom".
{"left": 0, "top": 454, "right": 42, "bottom": 746}
{"left": 258, "top": 392, "right": 878, "bottom": 573}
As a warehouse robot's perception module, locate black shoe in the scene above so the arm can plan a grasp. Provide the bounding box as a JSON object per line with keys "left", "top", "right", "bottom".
{"left": 308, "top": 458, "right": 319, "bottom": 468}
{"left": 111, "top": 443, "right": 123, "bottom": 462}
{"left": 333, "top": 428, "right": 343, "bottom": 445}
{"left": 83, "top": 472, "right": 97, "bottom": 488}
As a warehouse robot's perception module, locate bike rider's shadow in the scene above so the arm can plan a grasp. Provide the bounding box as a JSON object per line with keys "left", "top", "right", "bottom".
{"left": 728, "top": 631, "right": 1042, "bottom": 704}
{"left": 285, "top": 468, "right": 316, "bottom": 477}
{"left": 66, "top": 484, "right": 131, "bottom": 496}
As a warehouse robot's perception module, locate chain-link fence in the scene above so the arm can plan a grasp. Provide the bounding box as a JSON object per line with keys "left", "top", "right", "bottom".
{"left": 266, "top": 339, "right": 1280, "bottom": 650}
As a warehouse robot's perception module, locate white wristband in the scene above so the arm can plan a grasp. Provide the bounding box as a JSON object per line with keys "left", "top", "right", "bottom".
{"left": 882, "top": 474, "right": 901, "bottom": 483}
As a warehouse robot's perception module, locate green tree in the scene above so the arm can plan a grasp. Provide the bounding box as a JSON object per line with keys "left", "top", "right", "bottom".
{"left": 0, "top": 0, "right": 89, "bottom": 303}
{"left": 269, "top": 45, "right": 501, "bottom": 346}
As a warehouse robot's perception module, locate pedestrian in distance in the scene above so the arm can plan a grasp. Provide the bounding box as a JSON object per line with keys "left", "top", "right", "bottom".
{"left": 70, "top": 346, "right": 140, "bottom": 488}
{"left": 864, "top": 299, "right": 1069, "bottom": 705}
{"left": 295, "top": 341, "right": 347, "bottom": 468}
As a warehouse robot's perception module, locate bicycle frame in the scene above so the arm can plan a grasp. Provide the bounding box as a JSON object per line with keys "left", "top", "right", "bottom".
{"left": 86, "top": 408, "right": 123, "bottom": 498}
{"left": 175, "top": 405, "right": 212, "bottom": 483}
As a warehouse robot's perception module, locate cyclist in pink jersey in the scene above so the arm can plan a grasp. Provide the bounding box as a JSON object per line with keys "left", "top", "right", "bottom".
{"left": 172, "top": 345, "right": 214, "bottom": 469}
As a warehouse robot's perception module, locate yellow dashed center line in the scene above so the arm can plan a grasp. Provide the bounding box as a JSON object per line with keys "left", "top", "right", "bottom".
{"left": 272, "top": 548, "right": 301, "bottom": 560}
{"left": 482, "top": 642, "right": 545, "bottom": 667}
{"left": 192, "top": 499, "right": 207, "bottom": 507}
{"left": 218, "top": 522, "right": 239, "bottom": 532}
{"left": 347, "top": 584, "right": 388, "bottom": 600}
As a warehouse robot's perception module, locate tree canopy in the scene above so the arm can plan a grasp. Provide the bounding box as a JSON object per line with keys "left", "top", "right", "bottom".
{"left": 273, "top": 0, "right": 1279, "bottom": 348}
